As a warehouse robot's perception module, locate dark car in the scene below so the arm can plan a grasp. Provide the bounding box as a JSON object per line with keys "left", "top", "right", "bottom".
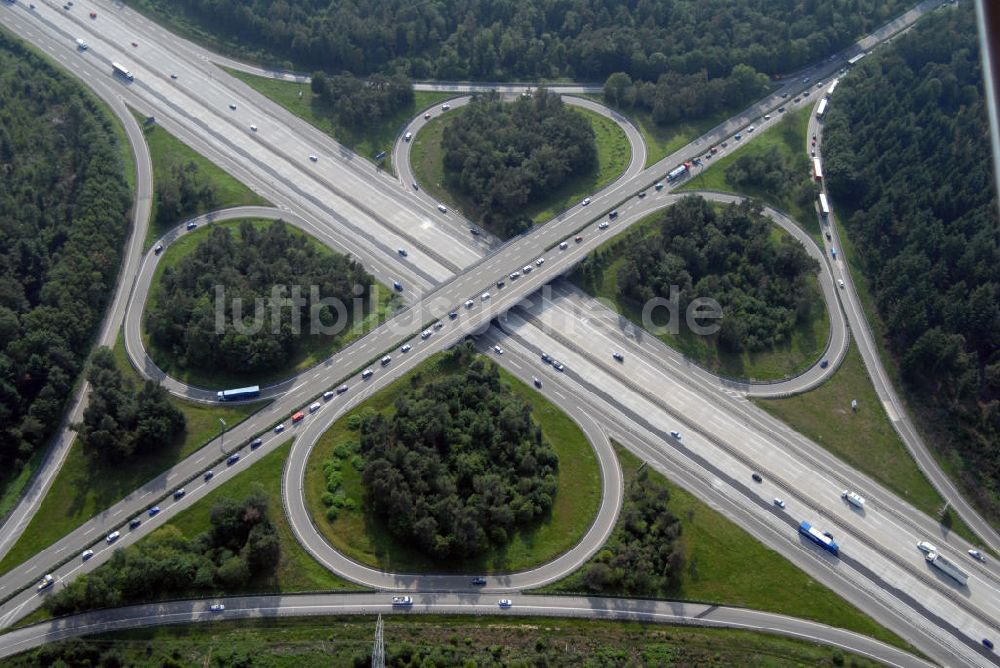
{"left": 227, "top": 453, "right": 240, "bottom": 465}
{"left": 250, "top": 438, "right": 263, "bottom": 450}
{"left": 983, "top": 638, "right": 994, "bottom": 650}
{"left": 204, "top": 470, "right": 214, "bottom": 481}
{"left": 471, "top": 577, "right": 487, "bottom": 586}
{"left": 129, "top": 518, "right": 141, "bottom": 529}
{"left": 752, "top": 473, "right": 763, "bottom": 483}
{"left": 449, "top": 311, "right": 458, "bottom": 319}
{"left": 820, "top": 359, "right": 829, "bottom": 368}
{"left": 186, "top": 222, "right": 197, "bottom": 230}
{"left": 496, "top": 280, "right": 505, "bottom": 289}
{"left": 393, "top": 281, "right": 403, "bottom": 292}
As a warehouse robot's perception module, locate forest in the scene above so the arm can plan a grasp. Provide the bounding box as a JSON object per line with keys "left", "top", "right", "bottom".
{"left": 360, "top": 354, "right": 559, "bottom": 559}
{"left": 145, "top": 220, "right": 373, "bottom": 375}
{"left": 602, "top": 64, "right": 770, "bottom": 125}
{"left": 576, "top": 196, "right": 820, "bottom": 352}
{"left": 441, "top": 90, "right": 596, "bottom": 237}
{"left": 581, "top": 466, "right": 683, "bottom": 596}
{"left": 141, "top": 0, "right": 909, "bottom": 85}
{"left": 73, "top": 348, "right": 185, "bottom": 462}
{"left": 0, "top": 35, "right": 131, "bottom": 491}
{"left": 310, "top": 71, "right": 414, "bottom": 129}
{"left": 822, "top": 5, "right": 1000, "bottom": 516}
{"left": 45, "top": 488, "right": 280, "bottom": 616}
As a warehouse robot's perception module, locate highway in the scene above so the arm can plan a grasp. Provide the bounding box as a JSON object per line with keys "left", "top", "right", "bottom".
{"left": 0, "top": 592, "right": 932, "bottom": 668}
{"left": 1, "top": 0, "right": 998, "bottom": 665}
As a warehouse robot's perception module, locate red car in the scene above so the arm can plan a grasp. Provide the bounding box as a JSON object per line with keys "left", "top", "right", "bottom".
{"left": 575, "top": 235, "right": 583, "bottom": 243}
{"left": 89, "top": 10, "right": 96, "bottom": 18}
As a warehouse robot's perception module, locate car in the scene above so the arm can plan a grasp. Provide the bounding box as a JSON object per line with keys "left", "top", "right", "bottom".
{"left": 598, "top": 221, "right": 609, "bottom": 230}
{"left": 637, "top": 190, "right": 646, "bottom": 198}
{"left": 227, "top": 454, "right": 241, "bottom": 465}
{"left": 186, "top": 221, "right": 197, "bottom": 230}
{"left": 89, "top": 10, "right": 96, "bottom": 17}
{"left": 412, "top": 182, "right": 419, "bottom": 190}
{"left": 274, "top": 423, "right": 285, "bottom": 433}
{"left": 734, "top": 133, "right": 742, "bottom": 141}
{"left": 449, "top": 311, "right": 458, "bottom": 319}
{"left": 337, "top": 384, "right": 349, "bottom": 393}
{"left": 374, "top": 151, "right": 387, "bottom": 161}
{"left": 825, "top": 231, "right": 832, "bottom": 240}
{"left": 397, "top": 248, "right": 408, "bottom": 257}
{"left": 802, "top": 77, "right": 810, "bottom": 84}
{"left": 250, "top": 438, "right": 263, "bottom": 449}
{"left": 747, "top": 125, "right": 756, "bottom": 133}
{"left": 424, "top": 112, "right": 431, "bottom": 119}
{"left": 793, "top": 97, "right": 801, "bottom": 103}
{"left": 471, "top": 577, "right": 487, "bottom": 586}
{"left": 559, "top": 241, "right": 568, "bottom": 250}
{"left": 533, "top": 377, "right": 542, "bottom": 388}
{"left": 81, "top": 549, "right": 94, "bottom": 561}
{"left": 763, "top": 114, "right": 771, "bottom": 121}
{"left": 469, "top": 227, "right": 481, "bottom": 235}
{"left": 129, "top": 518, "right": 141, "bottom": 529}
{"left": 969, "top": 549, "right": 985, "bottom": 561}
{"left": 131, "top": 41, "right": 138, "bottom": 47}
{"left": 581, "top": 197, "right": 591, "bottom": 206}
{"left": 404, "top": 131, "right": 412, "bottom": 142}
{"left": 654, "top": 182, "right": 665, "bottom": 191}
{"left": 820, "top": 359, "right": 829, "bottom": 368}
{"left": 323, "top": 390, "right": 335, "bottom": 400}
{"left": 250, "top": 124, "right": 257, "bottom": 132}
{"left": 509, "top": 271, "right": 520, "bottom": 280}
{"left": 76, "top": 38, "right": 89, "bottom": 50}
{"left": 609, "top": 210, "right": 619, "bottom": 219}
{"left": 106, "top": 531, "right": 120, "bottom": 544}
{"left": 37, "top": 574, "right": 55, "bottom": 591}
{"left": 984, "top": 638, "right": 995, "bottom": 650}
{"left": 493, "top": 345, "right": 504, "bottom": 355}
{"left": 228, "top": 103, "right": 236, "bottom": 110}
{"left": 308, "top": 401, "right": 322, "bottom": 413}
{"left": 751, "top": 472, "right": 763, "bottom": 483}
{"left": 575, "top": 235, "right": 583, "bottom": 243}
{"left": 421, "top": 329, "right": 432, "bottom": 340}
{"left": 481, "top": 292, "right": 490, "bottom": 300}
{"left": 437, "top": 204, "right": 448, "bottom": 213}
{"left": 170, "top": 73, "right": 178, "bottom": 79}
{"left": 362, "top": 369, "right": 374, "bottom": 379}
{"left": 816, "top": 81, "right": 824, "bottom": 89}
{"left": 204, "top": 470, "right": 214, "bottom": 481}
{"left": 810, "top": 149, "right": 816, "bottom": 157}
{"left": 148, "top": 506, "right": 161, "bottom": 517}
{"left": 433, "top": 322, "right": 443, "bottom": 330}
{"left": 392, "top": 595, "right": 413, "bottom": 606}
{"left": 774, "top": 498, "right": 786, "bottom": 508}
{"left": 154, "top": 244, "right": 164, "bottom": 255}
{"left": 309, "top": 155, "right": 318, "bottom": 162}
{"left": 393, "top": 281, "right": 403, "bottom": 292}
{"left": 441, "top": 103, "right": 451, "bottom": 111}
{"left": 541, "top": 353, "right": 551, "bottom": 363}
{"left": 210, "top": 604, "right": 225, "bottom": 612}
{"left": 553, "top": 361, "right": 564, "bottom": 371}
{"left": 401, "top": 344, "right": 411, "bottom": 353}
{"left": 522, "top": 265, "right": 532, "bottom": 274}
{"left": 612, "top": 351, "right": 624, "bottom": 362}
{"left": 669, "top": 430, "right": 681, "bottom": 439}
{"left": 778, "top": 106, "right": 786, "bottom": 113}
{"left": 465, "top": 299, "right": 474, "bottom": 308}
{"left": 173, "top": 488, "right": 186, "bottom": 500}
{"left": 837, "top": 279, "right": 845, "bottom": 289}
{"left": 496, "top": 280, "right": 505, "bottom": 289}
{"left": 381, "top": 355, "right": 392, "bottom": 366}
{"left": 498, "top": 599, "right": 512, "bottom": 608}
{"left": 720, "top": 141, "right": 728, "bottom": 148}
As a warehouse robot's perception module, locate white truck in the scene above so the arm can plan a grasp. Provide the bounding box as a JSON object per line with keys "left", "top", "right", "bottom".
{"left": 841, "top": 490, "right": 866, "bottom": 508}
{"left": 926, "top": 552, "right": 969, "bottom": 585}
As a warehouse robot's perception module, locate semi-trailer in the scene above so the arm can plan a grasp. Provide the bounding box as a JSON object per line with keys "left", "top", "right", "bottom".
{"left": 799, "top": 520, "right": 839, "bottom": 555}
{"left": 217, "top": 385, "right": 260, "bottom": 401}
{"left": 926, "top": 552, "right": 969, "bottom": 585}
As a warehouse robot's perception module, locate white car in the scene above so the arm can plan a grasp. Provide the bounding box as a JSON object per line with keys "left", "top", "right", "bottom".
{"left": 481, "top": 292, "right": 490, "bottom": 301}
{"left": 969, "top": 549, "right": 985, "bottom": 561}
{"left": 522, "top": 265, "right": 533, "bottom": 274}
{"left": 210, "top": 603, "right": 225, "bottom": 612}
{"left": 106, "top": 531, "right": 120, "bottom": 544}
{"left": 274, "top": 423, "right": 285, "bottom": 433}
{"left": 401, "top": 344, "right": 412, "bottom": 353}
{"left": 437, "top": 203, "right": 447, "bottom": 213}
{"left": 559, "top": 242, "right": 568, "bottom": 250}
{"left": 917, "top": 541, "right": 938, "bottom": 554}
{"left": 308, "top": 155, "right": 318, "bottom": 162}
{"left": 598, "top": 221, "right": 609, "bottom": 229}
{"left": 535, "top": 257, "right": 544, "bottom": 266}
{"left": 669, "top": 431, "right": 681, "bottom": 439}
{"left": 404, "top": 131, "right": 412, "bottom": 141}
{"left": 81, "top": 549, "right": 94, "bottom": 561}
{"left": 249, "top": 124, "right": 257, "bottom": 132}
{"left": 773, "top": 498, "right": 786, "bottom": 508}
{"left": 498, "top": 599, "right": 512, "bottom": 608}
{"left": 392, "top": 595, "right": 413, "bottom": 606}
{"left": 837, "top": 279, "right": 845, "bottom": 288}
{"left": 581, "top": 197, "right": 591, "bottom": 206}
{"left": 441, "top": 103, "right": 451, "bottom": 111}
{"left": 465, "top": 299, "right": 474, "bottom": 308}
{"left": 553, "top": 361, "right": 565, "bottom": 371}
{"left": 421, "top": 329, "right": 432, "bottom": 339}
{"left": 493, "top": 345, "right": 504, "bottom": 355}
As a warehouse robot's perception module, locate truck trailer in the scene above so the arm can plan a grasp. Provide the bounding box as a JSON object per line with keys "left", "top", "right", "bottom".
{"left": 926, "top": 552, "right": 969, "bottom": 585}
{"left": 217, "top": 385, "right": 261, "bottom": 401}
{"left": 799, "top": 521, "right": 839, "bottom": 555}
{"left": 112, "top": 62, "right": 134, "bottom": 81}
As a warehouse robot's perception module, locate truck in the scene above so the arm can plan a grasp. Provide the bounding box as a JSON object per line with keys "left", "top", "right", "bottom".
{"left": 666, "top": 162, "right": 691, "bottom": 182}
{"left": 842, "top": 490, "right": 866, "bottom": 508}
{"left": 826, "top": 80, "right": 839, "bottom": 97}
{"left": 799, "top": 520, "right": 839, "bottom": 555}
{"left": 816, "top": 98, "right": 828, "bottom": 118}
{"left": 76, "top": 38, "right": 88, "bottom": 50}
{"left": 812, "top": 157, "right": 823, "bottom": 182}
{"left": 217, "top": 385, "right": 260, "bottom": 402}
{"left": 112, "top": 62, "right": 134, "bottom": 81}
{"left": 926, "top": 552, "right": 969, "bottom": 585}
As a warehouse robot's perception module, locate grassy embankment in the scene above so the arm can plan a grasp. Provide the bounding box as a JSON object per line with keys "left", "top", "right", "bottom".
{"left": 304, "top": 352, "right": 602, "bottom": 573}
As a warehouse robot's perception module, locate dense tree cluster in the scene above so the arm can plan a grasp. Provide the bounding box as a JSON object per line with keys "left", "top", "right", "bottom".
{"left": 0, "top": 35, "right": 131, "bottom": 486}
{"left": 310, "top": 72, "right": 414, "bottom": 129}
{"left": 582, "top": 466, "right": 683, "bottom": 596}
{"left": 361, "top": 353, "right": 558, "bottom": 559}
{"left": 74, "top": 348, "right": 185, "bottom": 461}
{"left": 154, "top": 158, "right": 218, "bottom": 228}
{"left": 45, "top": 488, "right": 280, "bottom": 616}
{"left": 146, "top": 220, "right": 374, "bottom": 375}
{"left": 603, "top": 64, "right": 770, "bottom": 125}
{"left": 142, "top": 0, "right": 908, "bottom": 85}
{"left": 725, "top": 140, "right": 818, "bottom": 214}
{"left": 441, "top": 90, "right": 596, "bottom": 237}
{"left": 580, "top": 196, "right": 820, "bottom": 352}
{"left": 823, "top": 5, "right": 1000, "bottom": 514}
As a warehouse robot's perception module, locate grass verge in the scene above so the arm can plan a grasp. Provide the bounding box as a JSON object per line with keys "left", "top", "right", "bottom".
{"left": 0, "top": 334, "right": 266, "bottom": 577}
{"left": 8, "top": 614, "right": 885, "bottom": 667}
{"left": 409, "top": 102, "right": 631, "bottom": 233}
{"left": 138, "top": 114, "right": 268, "bottom": 249}
{"left": 572, "top": 208, "right": 829, "bottom": 381}
{"left": 539, "top": 443, "right": 913, "bottom": 653}
{"left": 304, "top": 352, "right": 602, "bottom": 573}
{"left": 754, "top": 343, "right": 979, "bottom": 544}
{"left": 225, "top": 69, "right": 454, "bottom": 175}
{"left": 142, "top": 218, "right": 399, "bottom": 390}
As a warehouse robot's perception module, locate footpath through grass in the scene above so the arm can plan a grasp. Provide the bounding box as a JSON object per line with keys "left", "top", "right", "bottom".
{"left": 572, "top": 209, "right": 829, "bottom": 381}
{"left": 540, "top": 443, "right": 912, "bottom": 653}
{"left": 226, "top": 69, "right": 453, "bottom": 176}
{"left": 754, "top": 343, "right": 979, "bottom": 544}
{"left": 138, "top": 114, "right": 267, "bottom": 249}
{"left": 409, "top": 102, "right": 631, "bottom": 233}
{"left": 304, "top": 352, "right": 602, "bottom": 574}
{"left": 679, "top": 105, "right": 821, "bottom": 240}
{"left": 12, "top": 614, "right": 885, "bottom": 667}
{"left": 142, "top": 218, "right": 399, "bottom": 391}
{"left": 0, "top": 335, "right": 266, "bottom": 577}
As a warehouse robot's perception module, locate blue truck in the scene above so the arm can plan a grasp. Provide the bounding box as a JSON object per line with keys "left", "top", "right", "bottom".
{"left": 216, "top": 385, "right": 260, "bottom": 401}
{"left": 799, "top": 520, "right": 839, "bottom": 555}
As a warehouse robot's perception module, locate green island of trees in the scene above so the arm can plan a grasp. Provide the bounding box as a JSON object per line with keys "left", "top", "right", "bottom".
{"left": 822, "top": 4, "right": 1000, "bottom": 518}
{"left": 576, "top": 196, "right": 821, "bottom": 356}
{"left": 146, "top": 219, "right": 374, "bottom": 376}
{"left": 441, "top": 90, "right": 596, "bottom": 237}
{"left": 45, "top": 487, "right": 280, "bottom": 616}
{"left": 0, "top": 33, "right": 131, "bottom": 501}
{"left": 310, "top": 72, "right": 414, "bottom": 130}
{"left": 357, "top": 353, "right": 558, "bottom": 559}
{"left": 74, "top": 348, "right": 185, "bottom": 462}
